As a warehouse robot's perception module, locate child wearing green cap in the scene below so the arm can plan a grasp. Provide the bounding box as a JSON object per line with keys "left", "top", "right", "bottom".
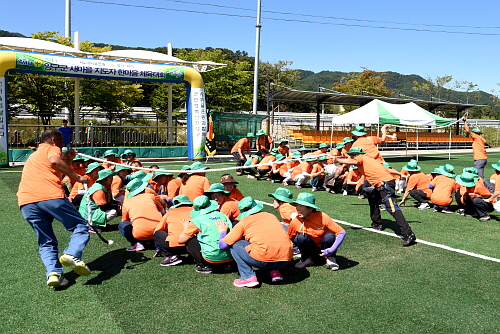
{"left": 288, "top": 192, "right": 346, "bottom": 271}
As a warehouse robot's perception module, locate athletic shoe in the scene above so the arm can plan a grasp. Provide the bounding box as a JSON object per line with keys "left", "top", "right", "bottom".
{"left": 295, "top": 257, "right": 313, "bottom": 269}
{"left": 233, "top": 276, "right": 259, "bottom": 288}
{"left": 479, "top": 215, "right": 491, "bottom": 222}
{"left": 358, "top": 195, "right": 365, "bottom": 199}
{"left": 326, "top": 257, "right": 339, "bottom": 271}
{"left": 397, "top": 190, "right": 403, "bottom": 194}
{"left": 59, "top": 254, "right": 91, "bottom": 276}
{"left": 126, "top": 242, "right": 145, "bottom": 252}
{"left": 88, "top": 227, "right": 102, "bottom": 233}
{"left": 371, "top": 223, "right": 384, "bottom": 231}
{"left": 418, "top": 203, "right": 430, "bottom": 210}
{"left": 442, "top": 207, "right": 453, "bottom": 214}
{"left": 402, "top": 233, "right": 417, "bottom": 247}
{"left": 292, "top": 249, "right": 301, "bottom": 259}
{"left": 195, "top": 265, "right": 212, "bottom": 274}
{"left": 247, "top": 175, "right": 255, "bottom": 179}
{"left": 295, "top": 185, "right": 302, "bottom": 189}
{"left": 456, "top": 209, "right": 465, "bottom": 215}
{"left": 266, "top": 178, "right": 272, "bottom": 181}
{"left": 342, "top": 190, "right": 348, "bottom": 196}
{"left": 270, "top": 270, "right": 283, "bottom": 282}
{"left": 379, "top": 204, "right": 386, "bottom": 211}
{"left": 46, "top": 272, "right": 69, "bottom": 288}
{"left": 433, "top": 205, "right": 440, "bottom": 212}
{"left": 160, "top": 256, "right": 183, "bottom": 266}
{"left": 282, "top": 181, "right": 289, "bottom": 186}
{"left": 312, "top": 187, "right": 317, "bottom": 192}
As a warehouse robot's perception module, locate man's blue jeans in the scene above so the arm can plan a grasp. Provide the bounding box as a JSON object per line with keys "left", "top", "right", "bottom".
{"left": 230, "top": 240, "right": 290, "bottom": 279}
{"left": 21, "top": 198, "right": 90, "bottom": 277}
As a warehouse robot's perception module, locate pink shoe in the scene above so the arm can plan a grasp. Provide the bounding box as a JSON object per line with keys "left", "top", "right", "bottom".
{"left": 270, "top": 270, "right": 283, "bottom": 282}
{"left": 282, "top": 181, "right": 289, "bottom": 186}
{"left": 233, "top": 276, "right": 259, "bottom": 288}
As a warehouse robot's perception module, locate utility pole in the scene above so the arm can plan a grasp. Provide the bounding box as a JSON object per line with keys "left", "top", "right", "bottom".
{"left": 252, "top": 0, "right": 262, "bottom": 114}
{"left": 65, "top": 0, "right": 71, "bottom": 39}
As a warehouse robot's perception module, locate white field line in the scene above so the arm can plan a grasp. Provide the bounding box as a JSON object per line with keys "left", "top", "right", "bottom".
{"left": 255, "top": 200, "right": 500, "bottom": 263}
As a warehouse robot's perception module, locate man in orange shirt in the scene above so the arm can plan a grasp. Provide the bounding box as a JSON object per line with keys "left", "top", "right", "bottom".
{"left": 217, "top": 196, "right": 293, "bottom": 287}
{"left": 119, "top": 178, "right": 164, "bottom": 251}
{"left": 101, "top": 150, "right": 121, "bottom": 170}
{"left": 310, "top": 156, "right": 327, "bottom": 191}
{"left": 154, "top": 195, "right": 193, "bottom": 266}
{"left": 179, "top": 162, "right": 211, "bottom": 201}
{"left": 351, "top": 125, "right": 389, "bottom": 162}
{"left": 292, "top": 157, "right": 316, "bottom": 189}
{"left": 342, "top": 166, "right": 363, "bottom": 196}
{"left": 312, "top": 143, "right": 329, "bottom": 156}
{"left": 220, "top": 174, "right": 244, "bottom": 201}
{"left": 255, "top": 129, "right": 273, "bottom": 151}
{"left": 231, "top": 133, "right": 255, "bottom": 175}
{"left": 111, "top": 165, "right": 132, "bottom": 204}
{"left": 463, "top": 117, "right": 488, "bottom": 179}
{"left": 257, "top": 148, "right": 278, "bottom": 180}
{"left": 334, "top": 147, "right": 416, "bottom": 247}
{"left": 398, "top": 160, "right": 432, "bottom": 209}
{"left": 288, "top": 193, "right": 346, "bottom": 271}
{"left": 17, "top": 129, "right": 91, "bottom": 288}
{"left": 277, "top": 138, "right": 289, "bottom": 157}
{"left": 69, "top": 162, "right": 103, "bottom": 208}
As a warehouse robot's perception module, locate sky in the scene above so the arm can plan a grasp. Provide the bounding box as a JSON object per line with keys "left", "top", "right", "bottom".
{"left": 1, "top": 0, "right": 500, "bottom": 95}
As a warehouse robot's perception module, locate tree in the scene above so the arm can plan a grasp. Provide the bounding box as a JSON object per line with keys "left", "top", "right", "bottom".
{"left": 333, "top": 68, "right": 393, "bottom": 97}
{"left": 412, "top": 75, "right": 453, "bottom": 102}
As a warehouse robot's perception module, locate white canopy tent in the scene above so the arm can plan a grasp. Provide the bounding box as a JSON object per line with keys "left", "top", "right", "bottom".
{"left": 330, "top": 99, "right": 457, "bottom": 160}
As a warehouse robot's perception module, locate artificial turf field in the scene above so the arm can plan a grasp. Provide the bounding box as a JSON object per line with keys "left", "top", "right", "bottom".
{"left": 2, "top": 152, "right": 500, "bottom": 334}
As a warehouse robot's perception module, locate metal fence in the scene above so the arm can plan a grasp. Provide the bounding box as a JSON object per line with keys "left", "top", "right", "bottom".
{"left": 8, "top": 124, "right": 187, "bottom": 149}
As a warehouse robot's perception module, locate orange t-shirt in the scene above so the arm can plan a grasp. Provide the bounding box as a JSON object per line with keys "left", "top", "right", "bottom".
{"left": 179, "top": 175, "right": 210, "bottom": 201}
{"left": 228, "top": 188, "right": 244, "bottom": 201}
{"left": 344, "top": 168, "right": 362, "bottom": 185}
{"left": 278, "top": 145, "right": 289, "bottom": 157}
{"left": 155, "top": 206, "right": 192, "bottom": 247}
{"left": 288, "top": 211, "right": 345, "bottom": 247}
{"left": 353, "top": 136, "right": 384, "bottom": 162}
{"left": 91, "top": 188, "right": 111, "bottom": 206}
{"left": 291, "top": 161, "right": 313, "bottom": 179}
{"left": 312, "top": 149, "right": 326, "bottom": 156}
{"left": 167, "top": 177, "right": 182, "bottom": 199}
{"left": 256, "top": 135, "right": 272, "bottom": 150}
{"left": 219, "top": 197, "right": 240, "bottom": 221}
{"left": 69, "top": 176, "right": 96, "bottom": 201}
{"left": 122, "top": 193, "right": 163, "bottom": 240}
{"left": 311, "top": 163, "right": 325, "bottom": 178}
{"left": 430, "top": 174, "right": 456, "bottom": 206}
{"left": 111, "top": 175, "right": 123, "bottom": 196}
{"left": 222, "top": 211, "right": 293, "bottom": 262}
{"left": 354, "top": 154, "right": 393, "bottom": 187}
{"left": 277, "top": 203, "right": 297, "bottom": 225}
{"left": 470, "top": 133, "right": 487, "bottom": 160}
{"left": 231, "top": 138, "right": 251, "bottom": 154}
{"left": 457, "top": 184, "right": 491, "bottom": 205}
{"left": 406, "top": 172, "right": 432, "bottom": 198}
{"left": 102, "top": 157, "right": 122, "bottom": 169}
{"left": 259, "top": 154, "right": 276, "bottom": 171}
{"left": 17, "top": 143, "right": 66, "bottom": 207}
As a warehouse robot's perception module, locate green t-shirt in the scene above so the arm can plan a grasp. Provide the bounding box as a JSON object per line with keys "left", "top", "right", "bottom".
{"left": 190, "top": 211, "right": 233, "bottom": 262}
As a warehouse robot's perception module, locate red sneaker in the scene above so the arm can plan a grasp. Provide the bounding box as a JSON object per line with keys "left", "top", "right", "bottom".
{"left": 270, "top": 270, "right": 283, "bottom": 282}
{"left": 233, "top": 276, "right": 259, "bottom": 288}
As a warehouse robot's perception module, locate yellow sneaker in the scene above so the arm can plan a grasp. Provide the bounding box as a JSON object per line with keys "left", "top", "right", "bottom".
{"left": 46, "top": 272, "right": 69, "bottom": 288}
{"left": 59, "top": 254, "right": 91, "bottom": 276}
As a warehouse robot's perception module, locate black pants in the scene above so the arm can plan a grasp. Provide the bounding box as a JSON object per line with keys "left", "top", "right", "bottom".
{"left": 368, "top": 180, "right": 412, "bottom": 237}
{"left": 72, "top": 194, "right": 84, "bottom": 209}
{"left": 153, "top": 231, "right": 187, "bottom": 257}
{"left": 185, "top": 237, "right": 210, "bottom": 267}
{"left": 232, "top": 152, "right": 246, "bottom": 173}
{"left": 463, "top": 197, "right": 494, "bottom": 218}
{"left": 270, "top": 171, "right": 283, "bottom": 183}
{"left": 410, "top": 189, "right": 429, "bottom": 204}
{"left": 294, "top": 232, "right": 336, "bottom": 261}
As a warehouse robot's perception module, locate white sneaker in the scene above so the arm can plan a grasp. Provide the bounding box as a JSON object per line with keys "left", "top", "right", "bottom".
{"left": 326, "top": 257, "right": 339, "bottom": 271}
{"left": 295, "top": 257, "right": 313, "bottom": 269}
{"left": 418, "top": 203, "right": 430, "bottom": 210}
{"left": 342, "top": 190, "right": 348, "bottom": 196}
{"left": 46, "top": 272, "right": 69, "bottom": 287}
{"left": 312, "top": 187, "right": 317, "bottom": 192}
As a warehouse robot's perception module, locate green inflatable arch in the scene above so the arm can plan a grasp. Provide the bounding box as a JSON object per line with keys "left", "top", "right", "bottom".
{"left": 0, "top": 50, "right": 207, "bottom": 165}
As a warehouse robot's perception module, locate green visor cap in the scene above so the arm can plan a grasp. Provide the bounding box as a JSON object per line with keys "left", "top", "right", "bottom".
{"left": 190, "top": 195, "right": 219, "bottom": 218}
{"left": 171, "top": 195, "right": 193, "bottom": 209}
{"left": 96, "top": 169, "right": 117, "bottom": 182}
{"left": 204, "top": 183, "right": 229, "bottom": 195}
{"left": 292, "top": 192, "right": 321, "bottom": 211}
{"left": 237, "top": 196, "right": 264, "bottom": 220}
{"left": 455, "top": 172, "right": 478, "bottom": 188}
{"left": 268, "top": 187, "right": 294, "bottom": 203}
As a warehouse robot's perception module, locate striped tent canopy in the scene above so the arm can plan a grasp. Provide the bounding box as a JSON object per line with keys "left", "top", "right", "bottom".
{"left": 332, "top": 99, "right": 451, "bottom": 126}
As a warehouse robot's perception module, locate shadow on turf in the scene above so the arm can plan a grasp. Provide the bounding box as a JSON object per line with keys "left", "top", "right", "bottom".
{"left": 83, "top": 249, "right": 151, "bottom": 285}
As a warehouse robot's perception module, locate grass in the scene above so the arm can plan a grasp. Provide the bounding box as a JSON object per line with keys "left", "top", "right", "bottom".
{"left": 2, "top": 152, "right": 500, "bottom": 333}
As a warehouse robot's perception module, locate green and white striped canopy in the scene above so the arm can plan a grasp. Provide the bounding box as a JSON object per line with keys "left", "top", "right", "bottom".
{"left": 332, "top": 99, "right": 451, "bottom": 126}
